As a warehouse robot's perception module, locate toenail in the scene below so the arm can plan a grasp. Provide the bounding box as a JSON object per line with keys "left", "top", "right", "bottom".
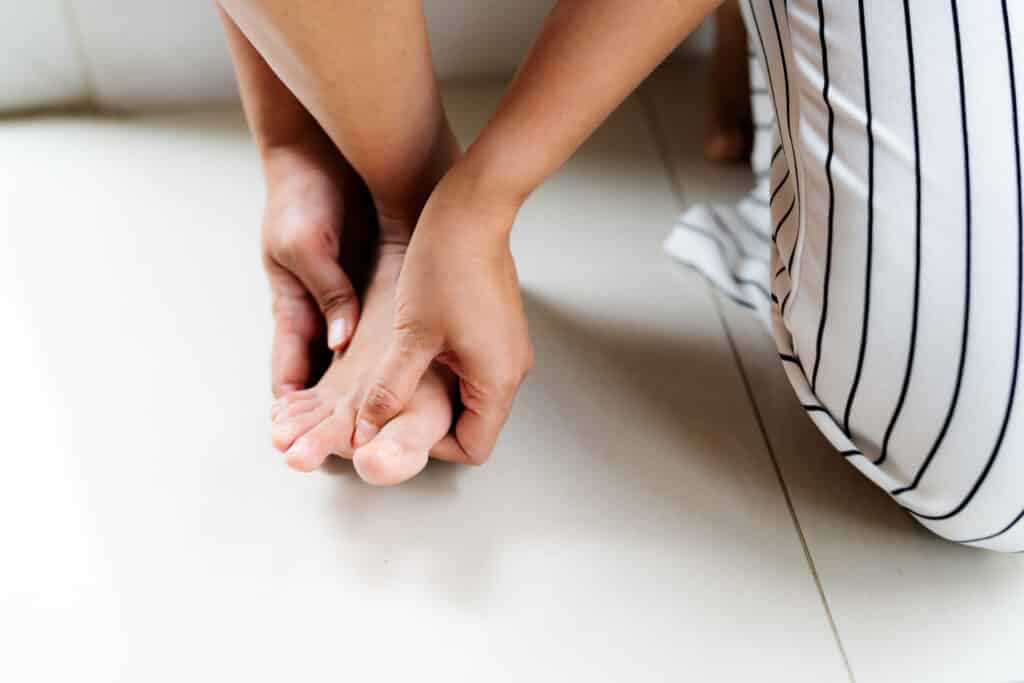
{"left": 354, "top": 420, "right": 379, "bottom": 447}
{"left": 328, "top": 319, "right": 349, "bottom": 349}
{"left": 286, "top": 436, "right": 316, "bottom": 461}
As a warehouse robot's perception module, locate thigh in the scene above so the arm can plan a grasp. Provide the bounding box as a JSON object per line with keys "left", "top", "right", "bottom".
{"left": 747, "top": 0, "right": 1024, "bottom": 550}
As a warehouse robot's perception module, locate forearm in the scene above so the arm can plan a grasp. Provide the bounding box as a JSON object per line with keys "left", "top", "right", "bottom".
{"left": 457, "top": 0, "right": 722, "bottom": 205}
{"left": 215, "top": 5, "right": 328, "bottom": 158}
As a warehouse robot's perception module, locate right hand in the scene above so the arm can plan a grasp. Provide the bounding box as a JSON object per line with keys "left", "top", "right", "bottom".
{"left": 261, "top": 143, "right": 363, "bottom": 398}
{"left": 353, "top": 168, "right": 534, "bottom": 465}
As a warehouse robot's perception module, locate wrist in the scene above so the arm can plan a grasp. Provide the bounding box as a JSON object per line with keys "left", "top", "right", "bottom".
{"left": 439, "top": 152, "right": 532, "bottom": 220}
{"left": 259, "top": 132, "right": 339, "bottom": 189}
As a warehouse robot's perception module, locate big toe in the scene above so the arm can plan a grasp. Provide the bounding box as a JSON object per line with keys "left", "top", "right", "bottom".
{"left": 353, "top": 438, "right": 430, "bottom": 487}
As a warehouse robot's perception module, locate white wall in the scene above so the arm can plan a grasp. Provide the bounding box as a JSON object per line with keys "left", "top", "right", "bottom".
{"left": 1, "top": 0, "right": 709, "bottom": 112}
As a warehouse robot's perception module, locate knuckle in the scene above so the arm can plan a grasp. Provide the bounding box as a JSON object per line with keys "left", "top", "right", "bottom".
{"left": 269, "top": 216, "right": 334, "bottom": 265}
{"left": 495, "top": 373, "right": 520, "bottom": 397}
{"left": 270, "top": 295, "right": 318, "bottom": 333}
{"left": 363, "top": 380, "right": 403, "bottom": 417}
{"left": 318, "top": 286, "right": 356, "bottom": 314}
{"left": 491, "top": 365, "right": 524, "bottom": 397}
{"left": 393, "top": 317, "right": 436, "bottom": 354}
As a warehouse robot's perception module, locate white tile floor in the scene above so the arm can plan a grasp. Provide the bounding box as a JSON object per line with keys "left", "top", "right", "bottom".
{"left": 0, "top": 61, "right": 1021, "bottom": 683}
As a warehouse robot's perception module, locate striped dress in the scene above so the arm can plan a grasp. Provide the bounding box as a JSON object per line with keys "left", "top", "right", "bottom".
{"left": 665, "top": 0, "right": 1024, "bottom": 552}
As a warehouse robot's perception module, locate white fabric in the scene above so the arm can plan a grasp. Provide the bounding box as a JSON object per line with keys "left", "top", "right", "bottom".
{"left": 666, "top": 0, "right": 1024, "bottom": 552}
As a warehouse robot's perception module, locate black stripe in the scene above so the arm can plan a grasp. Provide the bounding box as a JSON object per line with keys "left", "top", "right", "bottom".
{"left": 905, "top": 0, "right": 1024, "bottom": 528}
{"left": 770, "top": 169, "right": 791, "bottom": 205}
{"left": 843, "top": 0, "right": 876, "bottom": 437}
{"left": 747, "top": 0, "right": 787, "bottom": 193}
{"left": 767, "top": 0, "right": 802, "bottom": 289}
{"left": 734, "top": 204, "right": 772, "bottom": 242}
{"left": 810, "top": 0, "right": 837, "bottom": 392}
{"left": 779, "top": 353, "right": 803, "bottom": 369}
{"left": 876, "top": 0, "right": 922, "bottom": 467}
{"left": 675, "top": 223, "right": 772, "bottom": 300}
{"left": 786, "top": 223, "right": 799, "bottom": 273}
{"left": 839, "top": 449, "right": 862, "bottom": 458}
{"left": 950, "top": 505, "right": 1024, "bottom": 545}
{"left": 708, "top": 208, "right": 757, "bottom": 260}
{"left": 773, "top": 195, "right": 797, "bottom": 240}
{"left": 771, "top": 144, "right": 784, "bottom": 164}
{"left": 892, "top": 0, "right": 972, "bottom": 499}
{"left": 780, "top": 290, "right": 792, "bottom": 315}
{"left": 803, "top": 405, "right": 829, "bottom": 414}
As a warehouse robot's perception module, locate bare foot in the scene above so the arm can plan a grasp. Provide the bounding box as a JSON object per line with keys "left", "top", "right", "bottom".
{"left": 705, "top": 0, "right": 753, "bottom": 164}
{"left": 269, "top": 240, "right": 455, "bottom": 485}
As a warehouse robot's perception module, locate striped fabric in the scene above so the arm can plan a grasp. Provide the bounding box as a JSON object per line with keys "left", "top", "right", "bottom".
{"left": 665, "top": 0, "right": 1024, "bottom": 552}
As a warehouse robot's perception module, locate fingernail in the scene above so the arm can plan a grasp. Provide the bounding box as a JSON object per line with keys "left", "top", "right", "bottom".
{"left": 328, "top": 319, "right": 348, "bottom": 349}
{"left": 354, "top": 420, "right": 379, "bottom": 447}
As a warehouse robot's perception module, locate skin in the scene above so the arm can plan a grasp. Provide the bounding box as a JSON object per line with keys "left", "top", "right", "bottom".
{"left": 705, "top": 0, "right": 753, "bottom": 163}
{"left": 219, "top": 0, "right": 729, "bottom": 481}
{"left": 353, "top": 0, "right": 724, "bottom": 465}
{"left": 272, "top": 244, "right": 458, "bottom": 483}
{"left": 219, "top": 7, "right": 362, "bottom": 395}
{"left": 218, "top": 4, "right": 465, "bottom": 483}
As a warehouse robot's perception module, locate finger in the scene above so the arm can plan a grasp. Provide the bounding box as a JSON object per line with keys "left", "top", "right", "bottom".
{"left": 353, "top": 375, "right": 453, "bottom": 486}
{"left": 266, "top": 262, "right": 321, "bottom": 397}
{"left": 353, "top": 330, "right": 440, "bottom": 448}
{"left": 432, "top": 376, "right": 517, "bottom": 465}
{"left": 271, "top": 328, "right": 312, "bottom": 398}
{"left": 429, "top": 434, "right": 476, "bottom": 465}
{"left": 284, "top": 404, "right": 357, "bottom": 473}
{"left": 280, "top": 252, "right": 361, "bottom": 352}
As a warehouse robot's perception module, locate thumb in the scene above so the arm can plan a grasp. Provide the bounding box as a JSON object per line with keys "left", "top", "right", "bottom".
{"left": 289, "top": 254, "right": 361, "bottom": 351}
{"left": 354, "top": 328, "right": 440, "bottom": 448}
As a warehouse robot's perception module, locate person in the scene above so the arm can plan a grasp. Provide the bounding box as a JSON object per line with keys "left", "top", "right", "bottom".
{"left": 217, "top": 0, "right": 1023, "bottom": 552}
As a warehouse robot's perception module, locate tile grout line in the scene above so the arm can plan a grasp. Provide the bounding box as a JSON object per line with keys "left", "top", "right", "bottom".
{"left": 636, "top": 75, "right": 855, "bottom": 683}
{"left": 59, "top": 0, "right": 98, "bottom": 109}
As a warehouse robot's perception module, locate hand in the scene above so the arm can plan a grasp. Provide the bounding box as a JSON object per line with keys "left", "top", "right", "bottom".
{"left": 353, "top": 169, "right": 534, "bottom": 465}
{"left": 261, "top": 142, "right": 365, "bottom": 397}
{"left": 272, "top": 242, "right": 457, "bottom": 486}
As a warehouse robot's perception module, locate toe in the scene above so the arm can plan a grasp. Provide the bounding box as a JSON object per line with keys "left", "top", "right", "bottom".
{"left": 273, "top": 397, "right": 322, "bottom": 423}
{"left": 353, "top": 437, "right": 428, "bottom": 487}
{"left": 284, "top": 406, "right": 356, "bottom": 472}
{"left": 352, "top": 388, "right": 451, "bottom": 486}
{"left": 271, "top": 388, "right": 317, "bottom": 420}
{"left": 271, "top": 401, "right": 332, "bottom": 452}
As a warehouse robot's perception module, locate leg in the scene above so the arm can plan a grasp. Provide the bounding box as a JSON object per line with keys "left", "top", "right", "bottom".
{"left": 745, "top": 0, "right": 1024, "bottom": 551}
{"left": 216, "top": 0, "right": 459, "bottom": 228}
{"left": 218, "top": 0, "right": 463, "bottom": 482}
{"left": 704, "top": 0, "right": 753, "bottom": 163}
